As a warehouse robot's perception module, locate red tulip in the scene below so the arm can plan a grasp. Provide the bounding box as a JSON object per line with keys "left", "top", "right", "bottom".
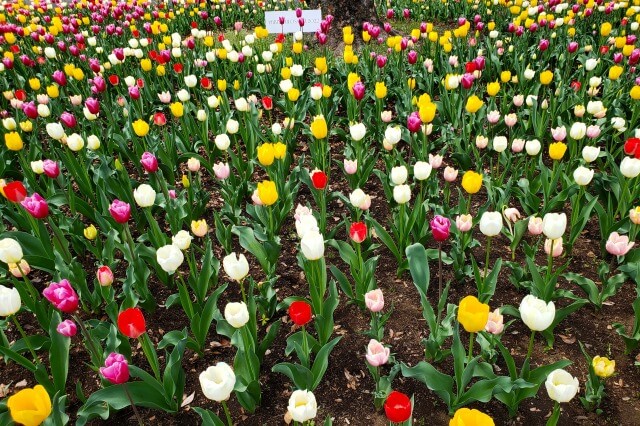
{"left": 173, "top": 63, "right": 183, "bottom": 73}
{"left": 262, "top": 96, "right": 273, "bottom": 111}
{"left": 2, "top": 181, "right": 27, "bottom": 202}
{"left": 108, "top": 74, "right": 119, "bottom": 85}
{"left": 349, "top": 222, "right": 367, "bottom": 243}
{"left": 201, "top": 77, "right": 212, "bottom": 89}
{"left": 153, "top": 112, "right": 167, "bottom": 126}
{"left": 288, "top": 301, "right": 312, "bottom": 326}
{"left": 310, "top": 169, "right": 328, "bottom": 190}
{"left": 625, "top": 138, "right": 640, "bottom": 159}
{"left": 384, "top": 391, "right": 412, "bottom": 423}
{"left": 117, "top": 307, "right": 146, "bottom": 338}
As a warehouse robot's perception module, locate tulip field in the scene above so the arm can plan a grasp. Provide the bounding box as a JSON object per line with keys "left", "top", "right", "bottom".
{"left": 4, "top": 0, "right": 640, "bottom": 424}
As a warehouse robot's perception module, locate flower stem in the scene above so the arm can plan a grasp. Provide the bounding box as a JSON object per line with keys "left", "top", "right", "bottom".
{"left": 221, "top": 399, "right": 233, "bottom": 426}
{"left": 527, "top": 330, "right": 536, "bottom": 361}
{"left": 483, "top": 237, "right": 492, "bottom": 295}
{"left": 123, "top": 382, "right": 145, "bottom": 426}
{"left": 73, "top": 314, "right": 103, "bottom": 367}
{"left": 468, "top": 332, "right": 475, "bottom": 362}
{"left": 546, "top": 238, "right": 554, "bottom": 283}
{"left": 12, "top": 315, "right": 39, "bottom": 365}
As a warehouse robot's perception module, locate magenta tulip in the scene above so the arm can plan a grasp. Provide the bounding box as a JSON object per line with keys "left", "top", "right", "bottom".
{"left": 57, "top": 319, "right": 77, "bottom": 337}
{"left": 43, "top": 160, "right": 60, "bottom": 178}
{"left": 430, "top": 215, "right": 451, "bottom": 242}
{"left": 43, "top": 279, "right": 79, "bottom": 313}
{"left": 100, "top": 352, "right": 130, "bottom": 384}
{"left": 109, "top": 199, "right": 131, "bottom": 224}
{"left": 140, "top": 152, "right": 158, "bottom": 173}
{"left": 21, "top": 193, "right": 49, "bottom": 219}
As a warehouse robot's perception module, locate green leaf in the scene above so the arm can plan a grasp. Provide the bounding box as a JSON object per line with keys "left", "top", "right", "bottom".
{"left": 272, "top": 362, "right": 314, "bottom": 390}
{"left": 406, "top": 243, "right": 430, "bottom": 295}
{"left": 401, "top": 362, "right": 453, "bottom": 408}
{"left": 49, "top": 312, "right": 70, "bottom": 394}
{"left": 311, "top": 337, "right": 342, "bottom": 390}
{"left": 192, "top": 407, "right": 225, "bottom": 426}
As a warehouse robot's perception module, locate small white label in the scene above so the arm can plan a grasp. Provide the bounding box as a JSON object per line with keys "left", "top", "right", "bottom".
{"left": 264, "top": 9, "right": 322, "bottom": 34}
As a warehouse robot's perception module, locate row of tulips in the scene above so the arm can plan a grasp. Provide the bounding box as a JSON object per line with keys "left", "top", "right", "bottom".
{"left": 0, "top": 0, "right": 639, "bottom": 423}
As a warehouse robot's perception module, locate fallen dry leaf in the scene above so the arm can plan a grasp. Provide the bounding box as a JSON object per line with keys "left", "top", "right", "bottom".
{"left": 14, "top": 379, "right": 27, "bottom": 388}
{"left": 559, "top": 334, "right": 576, "bottom": 344}
{"left": 181, "top": 391, "right": 195, "bottom": 408}
{"left": 0, "top": 383, "right": 10, "bottom": 398}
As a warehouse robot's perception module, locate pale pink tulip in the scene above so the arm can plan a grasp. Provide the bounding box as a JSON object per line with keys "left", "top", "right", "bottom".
{"left": 528, "top": 216, "right": 543, "bottom": 235}
{"left": 484, "top": 308, "right": 504, "bottom": 334}
{"left": 455, "top": 214, "right": 473, "bottom": 232}
{"left": 443, "top": 166, "right": 458, "bottom": 182}
{"left": 544, "top": 237, "right": 563, "bottom": 257}
{"left": 365, "top": 289, "right": 384, "bottom": 312}
{"left": 365, "top": 339, "right": 390, "bottom": 367}
{"left": 606, "top": 232, "right": 635, "bottom": 256}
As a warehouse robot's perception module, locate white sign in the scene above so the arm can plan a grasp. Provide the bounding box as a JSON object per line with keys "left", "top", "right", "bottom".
{"left": 264, "top": 9, "right": 322, "bottom": 34}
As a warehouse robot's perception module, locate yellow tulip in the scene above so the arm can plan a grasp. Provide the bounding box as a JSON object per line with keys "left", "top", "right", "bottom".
{"left": 609, "top": 65, "right": 623, "bottom": 80}
{"left": 375, "top": 82, "right": 387, "bottom": 99}
{"left": 310, "top": 115, "right": 328, "bottom": 139}
{"left": 457, "top": 295, "right": 490, "bottom": 333}
{"left": 539, "top": 70, "right": 553, "bottom": 85}
{"left": 5, "top": 131, "right": 23, "bottom": 151}
{"left": 257, "top": 143, "right": 275, "bottom": 166}
{"left": 72, "top": 68, "right": 84, "bottom": 81}
{"left": 217, "top": 79, "right": 227, "bottom": 91}
{"left": 630, "top": 85, "right": 640, "bottom": 100}
{"left": 450, "top": 408, "right": 495, "bottom": 426}
{"left": 257, "top": 180, "right": 278, "bottom": 206}
{"left": 293, "top": 42, "right": 303, "bottom": 54}
{"left": 500, "top": 70, "right": 512, "bottom": 83}
{"left": 132, "top": 119, "right": 149, "bottom": 137}
{"left": 462, "top": 171, "right": 483, "bottom": 194}
{"left": 287, "top": 88, "right": 300, "bottom": 102}
{"left": 140, "top": 58, "right": 152, "bottom": 72}
{"left": 315, "top": 57, "right": 327, "bottom": 74}
{"left": 322, "top": 85, "right": 332, "bottom": 98}
{"left": 273, "top": 142, "right": 286, "bottom": 159}
{"left": 600, "top": 22, "right": 612, "bottom": 37}
{"left": 347, "top": 72, "right": 360, "bottom": 95}
{"left": 46, "top": 85, "right": 59, "bottom": 98}
{"left": 419, "top": 102, "right": 436, "bottom": 123}
{"left": 592, "top": 356, "right": 615, "bottom": 378}
{"left": 487, "top": 81, "right": 500, "bottom": 97}
{"left": 84, "top": 224, "right": 98, "bottom": 240}
{"left": 281, "top": 67, "right": 291, "bottom": 80}
{"left": 8, "top": 385, "right": 52, "bottom": 426}
{"left": 233, "top": 80, "right": 240, "bottom": 91}
{"left": 19, "top": 121, "right": 33, "bottom": 132}
{"left": 465, "top": 95, "right": 484, "bottom": 113}
{"left": 549, "top": 142, "right": 567, "bottom": 160}
{"left": 362, "top": 31, "right": 371, "bottom": 42}
{"left": 170, "top": 101, "right": 184, "bottom": 118}
{"left": 28, "top": 78, "right": 41, "bottom": 91}
{"left": 407, "top": 78, "right": 416, "bottom": 90}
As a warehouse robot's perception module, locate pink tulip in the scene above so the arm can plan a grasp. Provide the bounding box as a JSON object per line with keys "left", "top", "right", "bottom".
{"left": 376, "top": 55, "right": 388, "bottom": 68}
{"left": 544, "top": 237, "right": 564, "bottom": 257}
{"left": 22, "top": 102, "right": 38, "bottom": 119}
{"left": 140, "top": 152, "right": 158, "bottom": 173}
{"left": 431, "top": 215, "right": 451, "bottom": 242}
{"left": 97, "top": 266, "right": 114, "bottom": 286}
{"left": 444, "top": 166, "right": 458, "bottom": 182}
{"left": 213, "top": 162, "right": 230, "bottom": 179}
{"left": 43, "top": 279, "right": 79, "bottom": 313}
{"left": 251, "top": 189, "right": 264, "bottom": 206}
{"left": 456, "top": 214, "right": 473, "bottom": 232}
{"left": 43, "top": 160, "right": 60, "bottom": 178}
{"left": 352, "top": 81, "right": 365, "bottom": 101}
{"left": 606, "top": 232, "right": 635, "bottom": 256}
{"left": 512, "top": 138, "right": 525, "bottom": 153}
{"left": 568, "top": 41, "right": 579, "bottom": 53}
{"left": 484, "top": 309, "right": 504, "bottom": 334}
{"left": 504, "top": 207, "right": 521, "bottom": 223}
{"left": 407, "top": 112, "right": 422, "bottom": 133}
{"left": 85, "top": 98, "right": 100, "bottom": 115}
{"left": 429, "top": 154, "right": 443, "bottom": 169}
{"left": 366, "top": 339, "right": 390, "bottom": 367}
{"left": 60, "top": 111, "right": 77, "bottom": 128}
{"left": 528, "top": 216, "right": 543, "bottom": 235}
{"left": 407, "top": 50, "right": 418, "bottom": 64}
{"left": 586, "top": 125, "right": 601, "bottom": 139}
{"left": 551, "top": 126, "right": 567, "bottom": 141}
{"left": 344, "top": 159, "right": 358, "bottom": 175}
{"left": 21, "top": 193, "right": 49, "bottom": 219}
{"left": 365, "top": 289, "right": 384, "bottom": 312}
{"left": 57, "top": 319, "right": 77, "bottom": 337}
{"left": 100, "top": 352, "right": 130, "bottom": 384}
{"left": 109, "top": 199, "right": 131, "bottom": 224}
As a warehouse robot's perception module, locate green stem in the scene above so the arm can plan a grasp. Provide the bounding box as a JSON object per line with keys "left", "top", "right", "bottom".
{"left": 123, "top": 383, "right": 145, "bottom": 426}
{"left": 527, "top": 330, "right": 536, "bottom": 361}
{"left": 437, "top": 243, "right": 443, "bottom": 324}
{"left": 123, "top": 223, "right": 137, "bottom": 263}
{"left": 483, "top": 237, "right": 492, "bottom": 294}
{"left": 221, "top": 399, "right": 233, "bottom": 426}
{"left": 12, "top": 315, "right": 39, "bottom": 365}
{"left": 468, "top": 332, "right": 475, "bottom": 362}
{"left": 546, "top": 238, "right": 554, "bottom": 283}
{"left": 139, "top": 333, "right": 161, "bottom": 381}
{"left": 73, "top": 314, "right": 103, "bottom": 367}
{"left": 301, "top": 325, "right": 310, "bottom": 369}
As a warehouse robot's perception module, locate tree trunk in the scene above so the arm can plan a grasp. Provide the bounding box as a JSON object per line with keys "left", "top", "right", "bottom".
{"left": 309, "top": 0, "right": 380, "bottom": 30}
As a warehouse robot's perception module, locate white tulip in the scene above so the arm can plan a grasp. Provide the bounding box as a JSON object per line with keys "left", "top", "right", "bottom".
{"left": 37, "top": 104, "right": 50, "bottom": 118}
{"left": 493, "top": 136, "right": 508, "bottom": 153}
{"left": 519, "top": 294, "right": 555, "bottom": 331}
{"left": 349, "top": 189, "right": 371, "bottom": 210}
{"left": 223, "top": 253, "right": 249, "bottom": 281}
{"left": 542, "top": 212, "right": 567, "bottom": 239}
{"left": 390, "top": 166, "right": 408, "bottom": 185}
{"left": 573, "top": 166, "right": 594, "bottom": 186}
{"left": 621, "top": 157, "right": 640, "bottom": 178}
{"left": 215, "top": 134, "right": 231, "bottom": 151}
{"left": 156, "top": 244, "right": 184, "bottom": 274}
{"left": 582, "top": 146, "right": 600, "bottom": 163}
{"left": 525, "top": 139, "right": 541, "bottom": 156}
{"left": 207, "top": 95, "right": 220, "bottom": 109}
{"left": 133, "top": 184, "right": 156, "bottom": 208}
{"left": 46, "top": 122, "right": 65, "bottom": 140}
{"left": 279, "top": 79, "right": 293, "bottom": 93}
{"left": 545, "top": 369, "right": 579, "bottom": 403}
{"left": 569, "top": 122, "right": 586, "bottom": 140}
{"left": 393, "top": 185, "right": 411, "bottom": 204}
{"left": 66, "top": 133, "right": 84, "bottom": 151}
{"left": 384, "top": 125, "right": 402, "bottom": 145}
{"left": 31, "top": 160, "right": 44, "bottom": 174}
{"left": 479, "top": 211, "right": 503, "bottom": 237}
{"left": 585, "top": 58, "right": 598, "bottom": 71}
{"left": 0, "top": 285, "right": 21, "bottom": 317}
{"left": 224, "top": 302, "right": 250, "bottom": 328}
{"left": 184, "top": 74, "right": 197, "bottom": 88}
{"left": 87, "top": 135, "right": 101, "bottom": 150}
{"left": 235, "top": 97, "right": 249, "bottom": 112}
{"left": 295, "top": 215, "right": 319, "bottom": 239}
{"left": 413, "top": 161, "right": 432, "bottom": 180}
{"left": 177, "top": 89, "right": 190, "bottom": 102}
{"left": 288, "top": 390, "right": 318, "bottom": 423}
{"left": 172, "top": 230, "right": 192, "bottom": 250}
{"left": 300, "top": 230, "right": 325, "bottom": 260}
{"left": 0, "top": 239, "right": 23, "bottom": 264}
{"left": 199, "top": 363, "right": 236, "bottom": 402}
{"left": 290, "top": 64, "right": 303, "bottom": 77}
{"left": 349, "top": 123, "right": 366, "bottom": 141}
{"left": 226, "top": 119, "right": 239, "bottom": 134}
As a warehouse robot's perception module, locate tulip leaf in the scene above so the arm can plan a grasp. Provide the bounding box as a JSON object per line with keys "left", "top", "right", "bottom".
{"left": 272, "top": 362, "right": 314, "bottom": 390}
{"left": 406, "top": 243, "right": 430, "bottom": 294}
{"left": 49, "top": 311, "right": 69, "bottom": 394}
{"left": 401, "top": 361, "right": 453, "bottom": 408}
{"left": 192, "top": 407, "right": 225, "bottom": 426}
{"left": 311, "top": 336, "right": 342, "bottom": 390}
